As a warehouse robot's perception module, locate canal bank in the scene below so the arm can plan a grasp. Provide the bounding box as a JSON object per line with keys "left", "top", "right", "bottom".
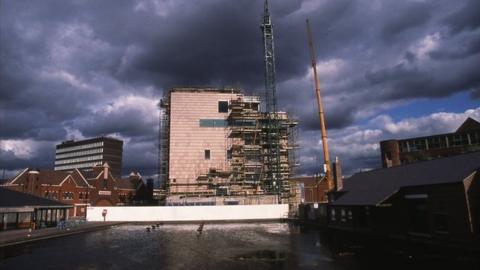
{"left": 0, "top": 221, "right": 125, "bottom": 248}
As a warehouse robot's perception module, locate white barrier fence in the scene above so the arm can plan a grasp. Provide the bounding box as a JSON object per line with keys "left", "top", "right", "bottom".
{"left": 86, "top": 204, "right": 289, "bottom": 222}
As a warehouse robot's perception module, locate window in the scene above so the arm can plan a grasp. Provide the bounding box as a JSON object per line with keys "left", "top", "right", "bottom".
{"left": 103, "top": 179, "right": 108, "bottom": 189}
{"left": 470, "top": 132, "right": 480, "bottom": 145}
{"left": 451, "top": 134, "right": 468, "bottom": 146}
{"left": 428, "top": 136, "right": 446, "bottom": 149}
{"left": 63, "top": 192, "right": 73, "bottom": 200}
{"left": 199, "top": 119, "right": 227, "bottom": 128}
{"left": 205, "top": 150, "right": 210, "bottom": 160}
{"left": 400, "top": 141, "right": 409, "bottom": 152}
{"left": 341, "top": 209, "right": 346, "bottom": 222}
{"left": 330, "top": 209, "right": 336, "bottom": 221}
{"left": 218, "top": 101, "right": 228, "bottom": 113}
{"left": 227, "top": 149, "right": 232, "bottom": 160}
{"left": 409, "top": 139, "right": 426, "bottom": 151}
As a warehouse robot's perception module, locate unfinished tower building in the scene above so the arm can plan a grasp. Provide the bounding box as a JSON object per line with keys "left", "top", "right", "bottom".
{"left": 160, "top": 87, "right": 297, "bottom": 205}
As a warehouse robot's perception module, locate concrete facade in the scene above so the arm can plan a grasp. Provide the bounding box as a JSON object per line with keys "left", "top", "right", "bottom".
{"left": 167, "top": 89, "right": 240, "bottom": 194}
{"left": 55, "top": 137, "right": 123, "bottom": 178}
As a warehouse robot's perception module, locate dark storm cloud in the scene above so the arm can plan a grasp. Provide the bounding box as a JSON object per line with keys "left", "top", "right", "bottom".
{"left": 1, "top": 0, "right": 479, "bottom": 177}
{"left": 444, "top": 0, "right": 480, "bottom": 34}
{"left": 381, "top": 1, "right": 432, "bottom": 41}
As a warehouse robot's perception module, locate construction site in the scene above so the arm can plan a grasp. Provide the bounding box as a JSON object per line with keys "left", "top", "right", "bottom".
{"left": 159, "top": 88, "right": 298, "bottom": 205}
{"left": 158, "top": 1, "right": 295, "bottom": 206}
{"left": 157, "top": 0, "right": 336, "bottom": 207}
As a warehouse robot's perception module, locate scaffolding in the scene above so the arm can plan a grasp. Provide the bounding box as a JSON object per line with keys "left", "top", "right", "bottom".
{"left": 228, "top": 96, "right": 263, "bottom": 190}
{"left": 159, "top": 98, "right": 170, "bottom": 190}
{"left": 227, "top": 95, "right": 298, "bottom": 199}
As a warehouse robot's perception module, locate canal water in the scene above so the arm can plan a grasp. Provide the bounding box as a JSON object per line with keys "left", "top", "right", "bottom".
{"left": 1, "top": 223, "right": 478, "bottom": 269}
{"left": 0, "top": 223, "right": 357, "bottom": 270}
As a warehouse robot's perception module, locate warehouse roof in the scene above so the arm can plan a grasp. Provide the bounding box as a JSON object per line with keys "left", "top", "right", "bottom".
{"left": 0, "top": 187, "right": 71, "bottom": 209}
{"left": 331, "top": 151, "right": 480, "bottom": 206}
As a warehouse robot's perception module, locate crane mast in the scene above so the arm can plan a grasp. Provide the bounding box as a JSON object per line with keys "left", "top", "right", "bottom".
{"left": 306, "top": 19, "right": 334, "bottom": 191}
{"left": 261, "top": 0, "right": 282, "bottom": 196}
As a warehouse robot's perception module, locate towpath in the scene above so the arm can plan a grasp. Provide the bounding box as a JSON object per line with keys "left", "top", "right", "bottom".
{"left": 0, "top": 221, "right": 125, "bottom": 248}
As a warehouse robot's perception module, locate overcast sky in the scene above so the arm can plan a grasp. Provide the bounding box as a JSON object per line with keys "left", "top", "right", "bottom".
{"left": 1, "top": 0, "right": 479, "bottom": 179}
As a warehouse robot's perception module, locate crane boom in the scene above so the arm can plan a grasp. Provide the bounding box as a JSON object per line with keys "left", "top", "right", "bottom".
{"left": 306, "top": 19, "right": 334, "bottom": 191}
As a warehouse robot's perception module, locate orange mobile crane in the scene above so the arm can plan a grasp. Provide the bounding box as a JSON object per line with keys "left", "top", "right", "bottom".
{"left": 306, "top": 19, "right": 335, "bottom": 192}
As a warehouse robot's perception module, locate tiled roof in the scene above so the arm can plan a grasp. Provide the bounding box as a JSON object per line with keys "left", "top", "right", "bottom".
{"left": 0, "top": 187, "right": 71, "bottom": 208}
{"left": 456, "top": 117, "right": 480, "bottom": 133}
{"left": 4, "top": 170, "right": 68, "bottom": 186}
{"left": 5, "top": 169, "right": 90, "bottom": 187}
{"left": 79, "top": 169, "right": 100, "bottom": 180}
{"left": 70, "top": 169, "right": 89, "bottom": 187}
{"left": 331, "top": 152, "right": 480, "bottom": 206}
{"left": 37, "top": 170, "right": 70, "bottom": 185}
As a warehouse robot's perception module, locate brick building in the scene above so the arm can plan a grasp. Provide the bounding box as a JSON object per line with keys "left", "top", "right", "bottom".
{"left": 329, "top": 152, "right": 480, "bottom": 248}
{"left": 380, "top": 117, "right": 480, "bottom": 168}
{"left": 3, "top": 163, "right": 149, "bottom": 217}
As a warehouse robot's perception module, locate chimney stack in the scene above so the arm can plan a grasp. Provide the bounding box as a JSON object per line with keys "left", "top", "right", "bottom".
{"left": 333, "top": 157, "right": 343, "bottom": 191}
{"left": 103, "top": 163, "right": 110, "bottom": 180}
{"left": 27, "top": 170, "right": 40, "bottom": 194}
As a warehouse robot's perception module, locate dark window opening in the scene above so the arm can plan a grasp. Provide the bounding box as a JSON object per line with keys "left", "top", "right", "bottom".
{"left": 227, "top": 149, "right": 232, "bottom": 160}
{"left": 407, "top": 198, "right": 429, "bottom": 234}
{"left": 218, "top": 101, "right": 228, "bottom": 113}
{"left": 205, "top": 150, "right": 211, "bottom": 160}
{"left": 357, "top": 208, "right": 368, "bottom": 227}
{"left": 199, "top": 119, "right": 227, "bottom": 128}
{"left": 433, "top": 213, "right": 449, "bottom": 233}
{"left": 103, "top": 179, "right": 108, "bottom": 189}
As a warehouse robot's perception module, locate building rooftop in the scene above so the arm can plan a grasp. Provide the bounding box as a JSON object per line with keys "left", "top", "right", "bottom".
{"left": 0, "top": 187, "right": 71, "bottom": 208}
{"left": 78, "top": 169, "right": 100, "bottom": 180}
{"left": 456, "top": 117, "right": 480, "bottom": 133}
{"left": 169, "top": 87, "right": 241, "bottom": 94}
{"left": 57, "top": 136, "right": 123, "bottom": 148}
{"left": 331, "top": 151, "right": 480, "bottom": 206}
{"left": 5, "top": 168, "right": 93, "bottom": 188}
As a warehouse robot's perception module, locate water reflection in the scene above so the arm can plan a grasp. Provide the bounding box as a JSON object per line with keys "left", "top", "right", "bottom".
{"left": 1, "top": 223, "right": 356, "bottom": 270}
